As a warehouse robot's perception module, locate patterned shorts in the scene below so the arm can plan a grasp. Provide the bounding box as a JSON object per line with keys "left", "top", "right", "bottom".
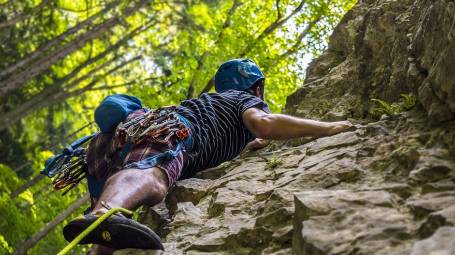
{"left": 85, "top": 109, "right": 192, "bottom": 198}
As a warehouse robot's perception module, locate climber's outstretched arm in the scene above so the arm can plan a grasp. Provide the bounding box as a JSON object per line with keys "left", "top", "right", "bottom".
{"left": 242, "top": 108, "right": 354, "bottom": 140}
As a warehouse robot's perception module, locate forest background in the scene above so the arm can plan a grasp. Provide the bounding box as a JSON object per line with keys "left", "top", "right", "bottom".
{"left": 0, "top": 0, "right": 355, "bottom": 254}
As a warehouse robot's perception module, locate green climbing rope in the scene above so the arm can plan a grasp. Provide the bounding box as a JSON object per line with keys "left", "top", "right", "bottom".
{"left": 57, "top": 207, "right": 134, "bottom": 255}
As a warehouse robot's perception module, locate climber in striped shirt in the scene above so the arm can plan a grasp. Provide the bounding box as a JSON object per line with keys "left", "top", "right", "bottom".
{"left": 64, "top": 59, "right": 354, "bottom": 255}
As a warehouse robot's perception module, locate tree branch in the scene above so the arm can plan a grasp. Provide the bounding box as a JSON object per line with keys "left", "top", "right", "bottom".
{"left": 279, "top": 17, "right": 321, "bottom": 59}
{"left": 167, "top": 2, "right": 206, "bottom": 33}
{"left": 33, "top": 56, "right": 141, "bottom": 111}
{"left": 186, "top": 0, "right": 240, "bottom": 99}
{"left": 198, "top": 77, "right": 215, "bottom": 96}
{"left": 0, "top": 0, "right": 51, "bottom": 29}
{"left": 261, "top": 15, "right": 322, "bottom": 74}
{"left": 197, "top": 0, "right": 307, "bottom": 95}
{"left": 56, "top": 3, "right": 105, "bottom": 13}
{"left": 275, "top": 0, "right": 282, "bottom": 20}
{"left": 240, "top": 0, "right": 306, "bottom": 57}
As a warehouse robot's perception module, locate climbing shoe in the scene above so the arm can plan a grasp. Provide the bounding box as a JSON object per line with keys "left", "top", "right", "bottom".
{"left": 63, "top": 213, "right": 164, "bottom": 250}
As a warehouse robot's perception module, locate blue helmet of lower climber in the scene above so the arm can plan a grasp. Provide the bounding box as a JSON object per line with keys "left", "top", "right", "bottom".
{"left": 214, "top": 58, "right": 265, "bottom": 93}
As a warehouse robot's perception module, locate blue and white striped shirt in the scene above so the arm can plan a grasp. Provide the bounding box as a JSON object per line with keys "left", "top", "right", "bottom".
{"left": 176, "top": 90, "right": 270, "bottom": 178}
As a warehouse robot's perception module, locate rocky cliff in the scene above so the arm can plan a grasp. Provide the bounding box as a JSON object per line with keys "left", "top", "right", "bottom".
{"left": 286, "top": 0, "right": 455, "bottom": 124}
{"left": 117, "top": 0, "right": 455, "bottom": 254}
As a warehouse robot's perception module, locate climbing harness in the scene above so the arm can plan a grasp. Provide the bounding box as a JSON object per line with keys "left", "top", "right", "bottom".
{"left": 114, "top": 106, "right": 192, "bottom": 170}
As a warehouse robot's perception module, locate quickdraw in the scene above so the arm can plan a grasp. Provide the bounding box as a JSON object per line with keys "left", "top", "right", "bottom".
{"left": 52, "top": 157, "right": 87, "bottom": 195}
{"left": 116, "top": 107, "right": 190, "bottom": 147}
{"left": 41, "top": 133, "right": 97, "bottom": 195}
{"left": 175, "top": 128, "right": 190, "bottom": 140}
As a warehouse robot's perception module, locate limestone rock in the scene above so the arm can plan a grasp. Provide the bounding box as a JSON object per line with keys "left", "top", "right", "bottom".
{"left": 419, "top": 204, "right": 455, "bottom": 238}
{"left": 165, "top": 178, "right": 212, "bottom": 214}
{"left": 285, "top": 0, "right": 455, "bottom": 123}
{"left": 410, "top": 227, "right": 455, "bottom": 255}
{"left": 407, "top": 191, "right": 455, "bottom": 220}
{"left": 409, "top": 149, "right": 455, "bottom": 183}
{"left": 293, "top": 190, "right": 413, "bottom": 255}
{"left": 307, "top": 131, "right": 360, "bottom": 155}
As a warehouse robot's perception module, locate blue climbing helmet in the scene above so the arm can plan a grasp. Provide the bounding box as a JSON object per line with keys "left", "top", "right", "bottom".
{"left": 214, "top": 58, "right": 265, "bottom": 93}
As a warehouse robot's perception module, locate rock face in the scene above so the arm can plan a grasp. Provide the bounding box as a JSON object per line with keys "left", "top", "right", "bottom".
{"left": 285, "top": 0, "right": 455, "bottom": 124}
{"left": 116, "top": 0, "right": 455, "bottom": 254}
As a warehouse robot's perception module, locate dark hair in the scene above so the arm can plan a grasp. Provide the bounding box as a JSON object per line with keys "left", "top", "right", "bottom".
{"left": 246, "top": 79, "right": 265, "bottom": 95}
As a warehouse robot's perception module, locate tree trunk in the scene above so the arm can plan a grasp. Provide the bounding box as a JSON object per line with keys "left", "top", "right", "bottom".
{"left": 0, "top": 19, "right": 155, "bottom": 131}
{"left": 0, "top": 18, "right": 119, "bottom": 97}
{"left": 0, "top": 0, "right": 151, "bottom": 99}
{"left": 10, "top": 174, "right": 44, "bottom": 198}
{"left": 0, "top": 0, "right": 51, "bottom": 29}
{"left": 13, "top": 193, "right": 90, "bottom": 255}
{"left": 0, "top": 0, "right": 119, "bottom": 78}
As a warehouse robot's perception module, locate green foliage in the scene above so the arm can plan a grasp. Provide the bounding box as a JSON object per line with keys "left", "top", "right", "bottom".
{"left": 401, "top": 93, "right": 418, "bottom": 110}
{"left": 370, "top": 94, "right": 417, "bottom": 117}
{"left": 0, "top": 165, "right": 89, "bottom": 255}
{"left": 0, "top": 234, "right": 13, "bottom": 254}
{"left": 266, "top": 155, "right": 283, "bottom": 169}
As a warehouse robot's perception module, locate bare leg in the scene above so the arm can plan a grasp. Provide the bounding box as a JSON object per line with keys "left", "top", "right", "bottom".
{"left": 89, "top": 167, "right": 169, "bottom": 255}
{"left": 91, "top": 167, "right": 169, "bottom": 214}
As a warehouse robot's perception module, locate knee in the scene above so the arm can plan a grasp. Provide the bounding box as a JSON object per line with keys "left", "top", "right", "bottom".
{"left": 147, "top": 173, "right": 168, "bottom": 203}
{"left": 143, "top": 169, "right": 169, "bottom": 205}
{"left": 151, "top": 181, "right": 168, "bottom": 203}
{"left": 107, "top": 168, "right": 168, "bottom": 204}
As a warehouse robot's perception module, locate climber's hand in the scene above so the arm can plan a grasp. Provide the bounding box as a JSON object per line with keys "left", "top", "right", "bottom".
{"left": 327, "top": 120, "right": 357, "bottom": 136}
{"left": 240, "top": 138, "right": 270, "bottom": 158}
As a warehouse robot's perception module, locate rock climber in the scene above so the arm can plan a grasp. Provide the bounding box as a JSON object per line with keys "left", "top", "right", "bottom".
{"left": 63, "top": 58, "right": 354, "bottom": 254}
